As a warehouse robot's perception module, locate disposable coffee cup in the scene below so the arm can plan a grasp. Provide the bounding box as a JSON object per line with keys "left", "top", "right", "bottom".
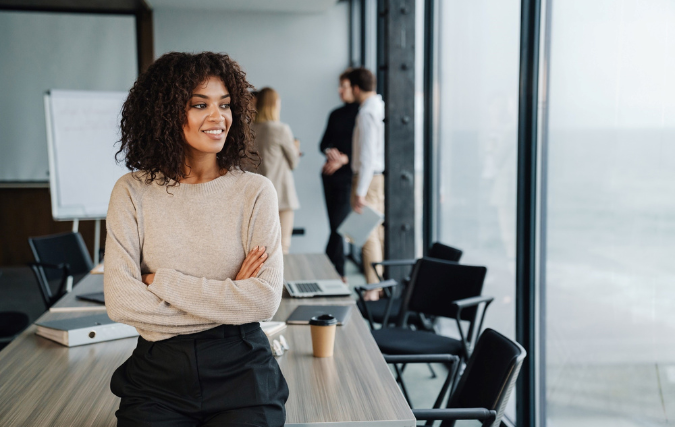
{"left": 309, "top": 314, "right": 337, "bottom": 358}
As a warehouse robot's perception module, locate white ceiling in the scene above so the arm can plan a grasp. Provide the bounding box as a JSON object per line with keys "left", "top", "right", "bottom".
{"left": 146, "top": 0, "right": 340, "bottom": 13}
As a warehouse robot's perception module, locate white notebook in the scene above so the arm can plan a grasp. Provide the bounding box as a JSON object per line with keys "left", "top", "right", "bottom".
{"left": 337, "top": 205, "right": 384, "bottom": 247}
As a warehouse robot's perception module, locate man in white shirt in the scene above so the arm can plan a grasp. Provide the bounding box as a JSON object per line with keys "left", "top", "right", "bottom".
{"left": 348, "top": 68, "right": 385, "bottom": 299}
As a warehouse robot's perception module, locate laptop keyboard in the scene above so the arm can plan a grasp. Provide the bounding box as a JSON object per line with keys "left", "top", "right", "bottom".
{"left": 295, "top": 282, "right": 323, "bottom": 294}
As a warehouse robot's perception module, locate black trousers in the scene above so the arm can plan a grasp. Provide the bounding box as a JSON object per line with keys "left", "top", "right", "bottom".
{"left": 322, "top": 172, "right": 353, "bottom": 277}
{"left": 111, "top": 323, "right": 289, "bottom": 427}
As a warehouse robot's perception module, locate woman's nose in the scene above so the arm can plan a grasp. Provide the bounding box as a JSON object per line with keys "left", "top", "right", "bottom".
{"left": 209, "top": 105, "right": 223, "bottom": 121}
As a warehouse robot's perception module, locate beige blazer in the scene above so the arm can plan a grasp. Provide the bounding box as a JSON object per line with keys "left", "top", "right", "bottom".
{"left": 253, "top": 121, "right": 300, "bottom": 211}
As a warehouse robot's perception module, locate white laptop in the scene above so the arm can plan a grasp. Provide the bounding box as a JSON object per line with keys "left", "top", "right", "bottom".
{"left": 284, "top": 279, "right": 352, "bottom": 298}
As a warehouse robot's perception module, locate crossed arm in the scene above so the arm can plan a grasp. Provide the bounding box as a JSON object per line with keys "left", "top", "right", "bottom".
{"left": 103, "top": 179, "right": 283, "bottom": 333}
{"left": 141, "top": 246, "right": 268, "bottom": 286}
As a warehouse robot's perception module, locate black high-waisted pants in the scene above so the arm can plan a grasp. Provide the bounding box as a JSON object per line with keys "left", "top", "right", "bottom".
{"left": 110, "top": 323, "right": 289, "bottom": 427}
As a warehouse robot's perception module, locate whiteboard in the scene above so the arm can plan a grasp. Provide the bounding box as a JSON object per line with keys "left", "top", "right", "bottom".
{"left": 44, "top": 90, "right": 129, "bottom": 220}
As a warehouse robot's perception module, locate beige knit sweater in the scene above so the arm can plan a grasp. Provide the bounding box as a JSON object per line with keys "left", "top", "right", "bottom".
{"left": 252, "top": 121, "right": 300, "bottom": 211}
{"left": 103, "top": 170, "right": 284, "bottom": 342}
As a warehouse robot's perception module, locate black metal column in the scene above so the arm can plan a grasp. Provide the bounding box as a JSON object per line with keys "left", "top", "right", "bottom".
{"left": 349, "top": 0, "right": 362, "bottom": 67}
{"left": 422, "top": 0, "right": 436, "bottom": 252}
{"left": 360, "top": 0, "right": 368, "bottom": 67}
{"left": 382, "top": 0, "right": 416, "bottom": 281}
{"left": 516, "top": 0, "right": 542, "bottom": 425}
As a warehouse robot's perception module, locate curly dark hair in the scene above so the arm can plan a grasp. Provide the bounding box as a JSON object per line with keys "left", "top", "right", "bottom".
{"left": 117, "top": 51, "right": 258, "bottom": 186}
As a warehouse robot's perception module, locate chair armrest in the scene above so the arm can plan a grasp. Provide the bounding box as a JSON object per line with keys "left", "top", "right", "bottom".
{"left": 451, "top": 295, "right": 494, "bottom": 309}
{"left": 384, "top": 354, "right": 459, "bottom": 365}
{"left": 372, "top": 259, "right": 417, "bottom": 268}
{"left": 28, "top": 261, "right": 71, "bottom": 307}
{"left": 354, "top": 279, "right": 398, "bottom": 329}
{"left": 354, "top": 279, "right": 398, "bottom": 293}
{"left": 413, "top": 408, "right": 497, "bottom": 422}
{"left": 451, "top": 296, "right": 495, "bottom": 359}
{"left": 371, "top": 259, "right": 416, "bottom": 282}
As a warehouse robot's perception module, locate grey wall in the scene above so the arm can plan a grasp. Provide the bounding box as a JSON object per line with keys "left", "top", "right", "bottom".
{"left": 0, "top": 11, "right": 138, "bottom": 182}
{"left": 154, "top": 4, "right": 350, "bottom": 253}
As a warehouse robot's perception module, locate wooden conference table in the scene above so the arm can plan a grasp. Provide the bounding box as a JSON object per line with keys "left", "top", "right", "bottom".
{"left": 0, "top": 254, "right": 414, "bottom": 427}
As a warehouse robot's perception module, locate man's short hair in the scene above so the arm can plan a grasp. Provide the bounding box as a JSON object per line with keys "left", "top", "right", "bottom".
{"left": 339, "top": 68, "right": 352, "bottom": 82}
{"left": 348, "top": 67, "right": 375, "bottom": 92}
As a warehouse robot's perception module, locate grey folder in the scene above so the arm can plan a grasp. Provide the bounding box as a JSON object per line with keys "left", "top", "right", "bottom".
{"left": 35, "top": 313, "right": 138, "bottom": 347}
{"left": 336, "top": 205, "right": 384, "bottom": 247}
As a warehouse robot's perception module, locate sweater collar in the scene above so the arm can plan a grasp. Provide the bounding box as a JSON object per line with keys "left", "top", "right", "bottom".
{"left": 161, "top": 169, "right": 243, "bottom": 196}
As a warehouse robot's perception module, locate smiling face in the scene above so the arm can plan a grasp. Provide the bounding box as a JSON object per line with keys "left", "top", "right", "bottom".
{"left": 183, "top": 76, "right": 233, "bottom": 157}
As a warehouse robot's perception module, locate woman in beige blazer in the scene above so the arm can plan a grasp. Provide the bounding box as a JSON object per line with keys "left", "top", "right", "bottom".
{"left": 253, "top": 87, "right": 300, "bottom": 254}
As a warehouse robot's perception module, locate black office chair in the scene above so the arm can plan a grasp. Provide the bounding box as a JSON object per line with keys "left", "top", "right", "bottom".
{"left": 28, "top": 232, "right": 93, "bottom": 309}
{"left": 0, "top": 311, "right": 30, "bottom": 352}
{"left": 385, "top": 328, "right": 526, "bottom": 427}
{"left": 371, "top": 258, "right": 493, "bottom": 404}
{"left": 356, "top": 242, "right": 463, "bottom": 329}
{"left": 0, "top": 272, "right": 30, "bottom": 352}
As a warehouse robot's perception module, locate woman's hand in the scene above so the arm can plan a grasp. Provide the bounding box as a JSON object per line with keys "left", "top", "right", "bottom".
{"left": 236, "top": 246, "right": 268, "bottom": 280}
{"left": 141, "top": 273, "right": 155, "bottom": 286}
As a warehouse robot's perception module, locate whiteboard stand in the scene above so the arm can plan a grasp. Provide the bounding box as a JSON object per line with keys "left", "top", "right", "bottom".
{"left": 64, "top": 219, "right": 79, "bottom": 292}
{"left": 70, "top": 217, "right": 101, "bottom": 281}
{"left": 93, "top": 219, "right": 100, "bottom": 265}
{"left": 44, "top": 89, "right": 128, "bottom": 291}
{"left": 66, "top": 217, "right": 101, "bottom": 292}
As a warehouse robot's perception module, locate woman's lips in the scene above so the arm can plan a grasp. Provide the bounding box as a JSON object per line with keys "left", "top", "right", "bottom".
{"left": 202, "top": 129, "right": 225, "bottom": 140}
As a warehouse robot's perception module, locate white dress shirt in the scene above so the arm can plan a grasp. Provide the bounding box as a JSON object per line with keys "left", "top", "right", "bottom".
{"left": 351, "top": 94, "right": 385, "bottom": 197}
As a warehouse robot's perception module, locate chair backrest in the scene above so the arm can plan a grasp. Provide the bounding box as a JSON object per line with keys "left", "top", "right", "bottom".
{"left": 402, "top": 258, "right": 487, "bottom": 322}
{"left": 444, "top": 328, "right": 526, "bottom": 427}
{"left": 428, "top": 242, "right": 463, "bottom": 263}
{"left": 29, "top": 232, "right": 93, "bottom": 281}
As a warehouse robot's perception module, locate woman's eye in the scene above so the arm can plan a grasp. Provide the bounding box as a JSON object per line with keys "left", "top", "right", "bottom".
{"left": 221, "top": 103, "right": 231, "bottom": 109}
{"left": 192, "top": 103, "right": 206, "bottom": 109}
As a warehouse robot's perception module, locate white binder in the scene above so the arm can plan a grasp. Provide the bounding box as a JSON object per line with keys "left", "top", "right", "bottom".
{"left": 35, "top": 313, "right": 138, "bottom": 347}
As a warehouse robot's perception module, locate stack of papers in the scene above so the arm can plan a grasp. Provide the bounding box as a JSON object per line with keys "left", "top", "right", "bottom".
{"left": 260, "top": 321, "right": 287, "bottom": 337}
{"left": 90, "top": 263, "right": 104, "bottom": 274}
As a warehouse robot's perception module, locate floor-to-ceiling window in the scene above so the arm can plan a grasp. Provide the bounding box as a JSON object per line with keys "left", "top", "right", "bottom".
{"left": 431, "top": 0, "right": 522, "bottom": 419}
{"left": 543, "top": 1, "right": 675, "bottom": 425}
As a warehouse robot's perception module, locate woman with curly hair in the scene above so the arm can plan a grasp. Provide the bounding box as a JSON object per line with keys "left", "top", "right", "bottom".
{"left": 104, "top": 51, "right": 288, "bottom": 426}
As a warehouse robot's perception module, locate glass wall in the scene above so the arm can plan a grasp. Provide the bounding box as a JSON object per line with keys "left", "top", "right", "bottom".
{"left": 432, "top": 0, "right": 521, "bottom": 418}
{"left": 543, "top": 0, "right": 675, "bottom": 425}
